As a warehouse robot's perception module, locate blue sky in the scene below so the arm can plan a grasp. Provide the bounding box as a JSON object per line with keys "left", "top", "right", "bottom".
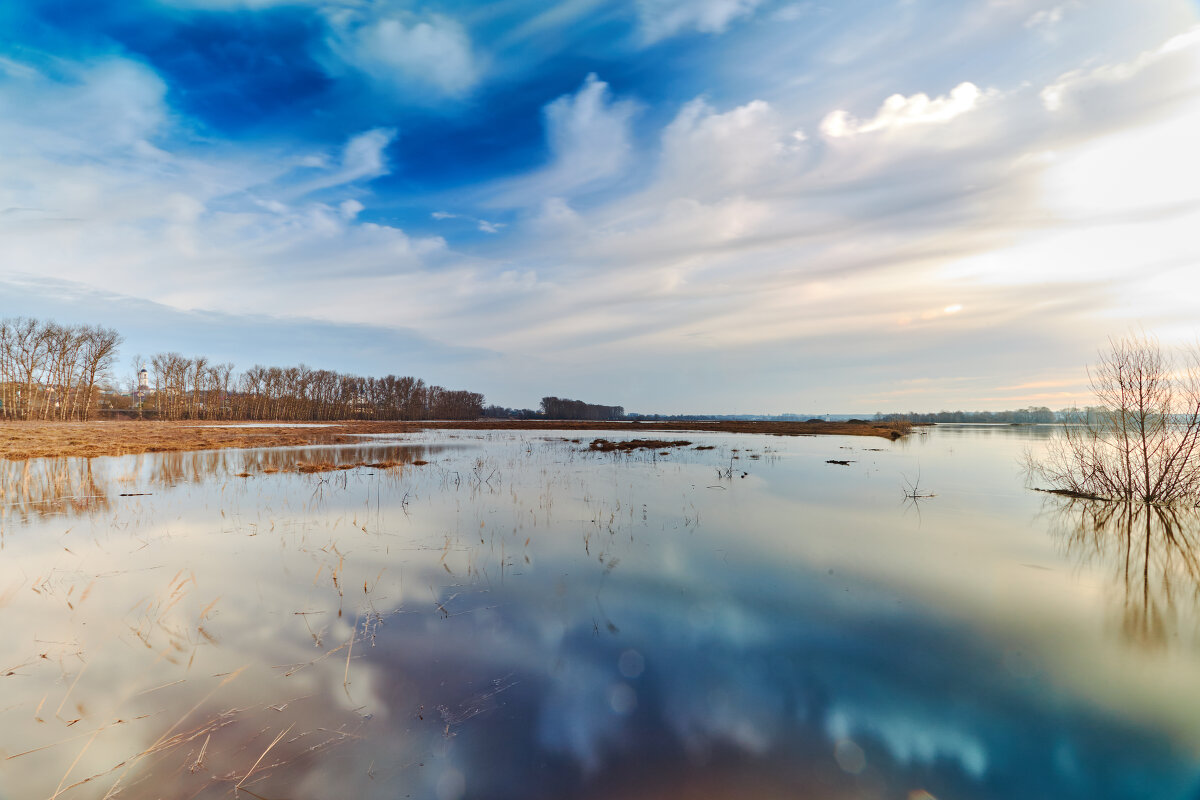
{"left": 2, "top": 0, "right": 1199, "bottom": 413}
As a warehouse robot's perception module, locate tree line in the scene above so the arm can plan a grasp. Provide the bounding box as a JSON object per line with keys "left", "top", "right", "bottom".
{"left": 878, "top": 407, "right": 1058, "bottom": 424}
{"left": 538, "top": 397, "right": 625, "bottom": 421}
{"left": 139, "top": 355, "right": 485, "bottom": 421}
{"left": 1, "top": 316, "right": 484, "bottom": 421}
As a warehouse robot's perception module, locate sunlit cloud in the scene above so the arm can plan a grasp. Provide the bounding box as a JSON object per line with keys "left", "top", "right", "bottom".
{"left": 820, "top": 82, "right": 986, "bottom": 138}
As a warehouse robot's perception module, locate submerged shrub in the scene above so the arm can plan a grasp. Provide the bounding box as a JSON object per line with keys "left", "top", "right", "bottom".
{"left": 1029, "top": 336, "right": 1200, "bottom": 505}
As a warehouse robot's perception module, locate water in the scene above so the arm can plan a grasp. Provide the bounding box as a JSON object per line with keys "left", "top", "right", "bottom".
{"left": 1, "top": 426, "right": 1198, "bottom": 799}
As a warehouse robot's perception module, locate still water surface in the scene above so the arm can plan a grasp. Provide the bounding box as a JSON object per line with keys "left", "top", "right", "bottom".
{"left": 2, "top": 426, "right": 1199, "bottom": 799}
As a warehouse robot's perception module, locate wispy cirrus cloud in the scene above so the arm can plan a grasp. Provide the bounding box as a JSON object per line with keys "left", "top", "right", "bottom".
{"left": 0, "top": 55, "right": 447, "bottom": 325}
{"left": 635, "top": 0, "right": 764, "bottom": 43}
{"left": 481, "top": 73, "right": 640, "bottom": 208}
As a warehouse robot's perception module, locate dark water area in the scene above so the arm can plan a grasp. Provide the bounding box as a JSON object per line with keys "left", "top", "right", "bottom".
{"left": 2, "top": 426, "right": 1199, "bottom": 799}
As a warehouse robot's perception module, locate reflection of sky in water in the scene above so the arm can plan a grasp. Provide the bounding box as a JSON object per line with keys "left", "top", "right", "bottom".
{"left": 2, "top": 427, "right": 1200, "bottom": 798}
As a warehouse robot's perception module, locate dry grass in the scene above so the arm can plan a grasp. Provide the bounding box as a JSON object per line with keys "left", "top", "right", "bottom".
{"left": 0, "top": 421, "right": 350, "bottom": 461}
{"left": 295, "top": 461, "right": 357, "bottom": 474}
{"left": 0, "top": 419, "right": 913, "bottom": 462}
{"left": 588, "top": 438, "right": 692, "bottom": 452}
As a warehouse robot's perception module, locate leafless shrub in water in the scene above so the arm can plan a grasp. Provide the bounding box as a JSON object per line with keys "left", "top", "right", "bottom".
{"left": 1028, "top": 335, "right": 1200, "bottom": 505}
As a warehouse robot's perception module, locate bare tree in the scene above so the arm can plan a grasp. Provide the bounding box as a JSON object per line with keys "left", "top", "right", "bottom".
{"left": 79, "top": 326, "right": 123, "bottom": 421}
{"left": 1030, "top": 335, "right": 1200, "bottom": 505}
{"left": 8, "top": 318, "right": 53, "bottom": 421}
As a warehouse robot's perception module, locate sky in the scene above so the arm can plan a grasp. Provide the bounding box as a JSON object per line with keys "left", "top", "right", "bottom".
{"left": 2, "top": 0, "right": 1199, "bottom": 414}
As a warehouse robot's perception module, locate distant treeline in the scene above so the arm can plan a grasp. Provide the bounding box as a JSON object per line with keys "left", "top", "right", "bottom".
{"left": 481, "top": 405, "right": 543, "bottom": 420}
{"left": 539, "top": 397, "right": 625, "bottom": 421}
{"left": 876, "top": 407, "right": 1058, "bottom": 424}
{"left": 0, "top": 316, "right": 484, "bottom": 421}
{"left": 628, "top": 413, "right": 814, "bottom": 422}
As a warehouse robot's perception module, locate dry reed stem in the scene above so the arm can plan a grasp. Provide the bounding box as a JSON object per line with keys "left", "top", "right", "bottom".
{"left": 235, "top": 723, "right": 294, "bottom": 792}
{"left": 54, "top": 662, "right": 88, "bottom": 721}
{"left": 49, "top": 728, "right": 100, "bottom": 799}
{"left": 189, "top": 733, "right": 210, "bottom": 774}
{"left": 343, "top": 612, "right": 360, "bottom": 690}
{"left": 133, "top": 679, "right": 186, "bottom": 697}
{"left": 6, "top": 725, "right": 111, "bottom": 761}
{"left": 101, "top": 666, "right": 247, "bottom": 799}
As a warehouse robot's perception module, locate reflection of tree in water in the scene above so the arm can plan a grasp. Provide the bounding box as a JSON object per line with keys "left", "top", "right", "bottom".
{"left": 140, "top": 448, "right": 233, "bottom": 489}
{"left": 0, "top": 444, "right": 448, "bottom": 525}
{"left": 237, "top": 443, "right": 440, "bottom": 474}
{"left": 1050, "top": 499, "right": 1200, "bottom": 648}
{"left": 0, "top": 457, "right": 109, "bottom": 524}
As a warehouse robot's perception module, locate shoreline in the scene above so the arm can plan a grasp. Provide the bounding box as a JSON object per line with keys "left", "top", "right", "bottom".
{"left": 0, "top": 419, "right": 912, "bottom": 462}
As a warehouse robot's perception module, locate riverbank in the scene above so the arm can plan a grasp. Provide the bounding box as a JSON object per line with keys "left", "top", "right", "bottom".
{"left": 0, "top": 418, "right": 912, "bottom": 461}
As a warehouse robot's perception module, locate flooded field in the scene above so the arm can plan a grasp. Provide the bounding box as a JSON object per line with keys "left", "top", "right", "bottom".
{"left": 2, "top": 426, "right": 1199, "bottom": 799}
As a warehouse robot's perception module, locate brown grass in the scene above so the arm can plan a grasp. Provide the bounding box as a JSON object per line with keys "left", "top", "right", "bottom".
{"left": 588, "top": 438, "right": 692, "bottom": 452}
{"left": 295, "top": 461, "right": 356, "bottom": 474}
{"left": 0, "top": 419, "right": 912, "bottom": 462}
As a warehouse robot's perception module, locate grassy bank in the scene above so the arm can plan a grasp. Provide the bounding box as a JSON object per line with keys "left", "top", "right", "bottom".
{"left": 0, "top": 418, "right": 911, "bottom": 461}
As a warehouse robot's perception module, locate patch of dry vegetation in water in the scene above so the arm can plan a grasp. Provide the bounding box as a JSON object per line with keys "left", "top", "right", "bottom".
{"left": 588, "top": 438, "right": 692, "bottom": 452}
{"left": 295, "top": 461, "right": 357, "bottom": 474}
{"left": 0, "top": 419, "right": 912, "bottom": 461}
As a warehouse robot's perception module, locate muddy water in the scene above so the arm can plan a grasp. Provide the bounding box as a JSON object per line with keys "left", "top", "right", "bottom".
{"left": 1, "top": 426, "right": 1199, "bottom": 799}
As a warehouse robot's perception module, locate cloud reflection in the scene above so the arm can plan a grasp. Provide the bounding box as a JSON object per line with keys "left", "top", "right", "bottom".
{"left": 3, "top": 433, "right": 1200, "bottom": 799}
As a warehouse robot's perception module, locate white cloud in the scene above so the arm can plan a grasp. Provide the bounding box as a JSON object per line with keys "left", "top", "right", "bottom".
{"left": 0, "top": 57, "right": 168, "bottom": 154}
{"left": 324, "top": 12, "right": 480, "bottom": 97}
{"left": 484, "top": 74, "right": 638, "bottom": 207}
{"left": 1024, "top": 3, "right": 1073, "bottom": 29}
{"left": 1043, "top": 107, "right": 1200, "bottom": 218}
{"left": 430, "top": 210, "right": 504, "bottom": 233}
{"left": 1041, "top": 24, "right": 1200, "bottom": 111}
{"left": 337, "top": 128, "right": 395, "bottom": 182}
{"left": 636, "top": 0, "right": 764, "bottom": 43}
{"left": 0, "top": 59, "right": 449, "bottom": 331}
{"left": 532, "top": 197, "right": 585, "bottom": 234}
{"left": 0, "top": 55, "right": 39, "bottom": 79}
{"left": 457, "top": 58, "right": 1142, "bottom": 367}
{"left": 155, "top": 0, "right": 322, "bottom": 6}
{"left": 772, "top": 3, "right": 808, "bottom": 23}
{"left": 659, "top": 98, "right": 791, "bottom": 196}
{"left": 7, "top": 7, "right": 1200, "bottom": 412}
{"left": 468, "top": 16, "right": 1197, "bottom": 372}
{"left": 821, "top": 82, "right": 984, "bottom": 138}
{"left": 291, "top": 128, "right": 396, "bottom": 195}
{"left": 543, "top": 73, "right": 638, "bottom": 184}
